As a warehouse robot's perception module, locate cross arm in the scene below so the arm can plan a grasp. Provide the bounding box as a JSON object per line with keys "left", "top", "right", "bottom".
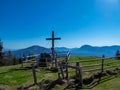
{"left": 46, "top": 38, "right": 52, "bottom": 40}
{"left": 54, "top": 38, "right": 61, "bottom": 40}
{"left": 46, "top": 38, "right": 61, "bottom": 40}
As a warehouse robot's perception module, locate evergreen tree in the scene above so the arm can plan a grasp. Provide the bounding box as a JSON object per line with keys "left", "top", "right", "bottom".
{"left": 0, "top": 39, "right": 4, "bottom": 66}
{"left": 13, "top": 56, "right": 19, "bottom": 65}
{"left": 7, "top": 50, "right": 12, "bottom": 65}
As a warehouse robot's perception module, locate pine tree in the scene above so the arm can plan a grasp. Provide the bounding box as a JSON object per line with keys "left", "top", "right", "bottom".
{"left": 7, "top": 50, "right": 12, "bottom": 65}
{"left": 13, "top": 56, "right": 17, "bottom": 65}
{"left": 0, "top": 39, "right": 4, "bottom": 66}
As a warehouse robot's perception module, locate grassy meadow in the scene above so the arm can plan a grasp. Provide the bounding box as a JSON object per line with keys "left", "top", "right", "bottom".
{"left": 0, "top": 56, "right": 120, "bottom": 90}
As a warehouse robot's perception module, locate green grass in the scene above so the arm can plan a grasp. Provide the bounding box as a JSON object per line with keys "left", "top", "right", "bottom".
{"left": 92, "top": 75, "right": 120, "bottom": 90}
{"left": 0, "top": 64, "right": 57, "bottom": 89}
{"left": 0, "top": 57, "right": 120, "bottom": 90}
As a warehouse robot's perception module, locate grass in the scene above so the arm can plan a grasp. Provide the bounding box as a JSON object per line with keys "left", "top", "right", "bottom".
{"left": 92, "top": 75, "right": 120, "bottom": 90}
{"left": 0, "top": 65, "right": 32, "bottom": 89}
{"left": 0, "top": 56, "right": 120, "bottom": 90}
{"left": 0, "top": 63, "right": 57, "bottom": 89}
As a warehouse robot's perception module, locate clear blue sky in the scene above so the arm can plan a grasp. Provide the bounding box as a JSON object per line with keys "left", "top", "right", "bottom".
{"left": 0, "top": 0, "right": 120, "bottom": 49}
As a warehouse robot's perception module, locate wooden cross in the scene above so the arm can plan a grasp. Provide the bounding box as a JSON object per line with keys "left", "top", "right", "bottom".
{"left": 46, "top": 31, "right": 61, "bottom": 67}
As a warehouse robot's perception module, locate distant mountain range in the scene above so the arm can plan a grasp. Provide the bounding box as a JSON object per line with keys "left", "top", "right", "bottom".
{"left": 71, "top": 45, "right": 119, "bottom": 57}
{"left": 4, "top": 45, "right": 120, "bottom": 57}
{"left": 10, "top": 45, "right": 51, "bottom": 57}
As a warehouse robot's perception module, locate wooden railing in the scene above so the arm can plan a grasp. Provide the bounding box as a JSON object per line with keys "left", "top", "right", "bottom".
{"left": 58, "top": 55, "right": 120, "bottom": 88}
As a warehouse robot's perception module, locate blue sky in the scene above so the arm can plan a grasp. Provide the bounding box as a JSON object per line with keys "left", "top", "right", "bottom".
{"left": 0, "top": 0, "right": 120, "bottom": 49}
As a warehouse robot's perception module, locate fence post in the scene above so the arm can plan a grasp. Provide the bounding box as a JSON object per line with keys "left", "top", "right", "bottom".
{"left": 36, "top": 58, "right": 39, "bottom": 67}
{"left": 65, "top": 56, "right": 68, "bottom": 79}
{"left": 54, "top": 53, "right": 58, "bottom": 69}
{"left": 32, "top": 64, "right": 37, "bottom": 85}
{"left": 21, "top": 58, "right": 23, "bottom": 68}
{"left": 55, "top": 58, "right": 58, "bottom": 68}
{"left": 60, "top": 62, "right": 65, "bottom": 79}
{"left": 101, "top": 55, "right": 105, "bottom": 73}
{"left": 76, "top": 62, "right": 83, "bottom": 87}
{"left": 58, "top": 62, "right": 61, "bottom": 80}
{"left": 45, "top": 58, "right": 48, "bottom": 68}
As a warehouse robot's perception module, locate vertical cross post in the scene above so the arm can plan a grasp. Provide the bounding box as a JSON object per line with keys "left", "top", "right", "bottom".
{"left": 46, "top": 31, "right": 61, "bottom": 68}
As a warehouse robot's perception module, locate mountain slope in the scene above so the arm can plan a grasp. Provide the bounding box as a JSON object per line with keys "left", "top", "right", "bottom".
{"left": 5, "top": 45, "right": 120, "bottom": 57}
{"left": 71, "top": 45, "right": 119, "bottom": 57}
{"left": 11, "top": 45, "right": 51, "bottom": 57}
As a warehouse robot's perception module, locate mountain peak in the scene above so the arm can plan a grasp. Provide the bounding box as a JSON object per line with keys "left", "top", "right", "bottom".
{"left": 81, "top": 45, "right": 92, "bottom": 48}
{"left": 5, "top": 45, "right": 120, "bottom": 57}
{"left": 26, "top": 45, "right": 45, "bottom": 49}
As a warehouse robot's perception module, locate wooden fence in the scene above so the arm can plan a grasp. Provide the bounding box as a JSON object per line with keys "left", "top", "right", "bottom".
{"left": 58, "top": 55, "right": 120, "bottom": 87}
{"left": 20, "top": 51, "right": 70, "bottom": 68}
{"left": 25, "top": 51, "right": 71, "bottom": 85}
{"left": 20, "top": 52, "right": 120, "bottom": 88}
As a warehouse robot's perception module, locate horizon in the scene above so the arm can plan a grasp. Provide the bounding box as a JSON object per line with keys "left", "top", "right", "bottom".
{"left": 3, "top": 44, "right": 120, "bottom": 50}
{"left": 1, "top": 0, "right": 120, "bottom": 49}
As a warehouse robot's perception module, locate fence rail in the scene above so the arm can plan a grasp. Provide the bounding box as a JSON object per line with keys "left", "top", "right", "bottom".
{"left": 21, "top": 53, "right": 120, "bottom": 88}
{"left": 82, "top": 68, "right": 101, "bottom": 72}
{"left": 104, "top": 64, "right": 120, "bottom": 69}
{"left": 58, "top": 55, "right": 120, "bottom": 88}
{"left": 82, "top": 64, "right": 102, "bottom": 68}
{"left": 68, "top": 57, "right": 119, "bottom": 64}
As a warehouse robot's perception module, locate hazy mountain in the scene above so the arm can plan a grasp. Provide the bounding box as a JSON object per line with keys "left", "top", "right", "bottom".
{"left": 4, "top": 45, "right": 120, "bottom": 58}
{"left": 71, "top": 45, "right": 119, "bottom": 57}
{"left": 3, "top": 48, "right": 16, "bottom": 52}
{"left": 11, "top": 45, "right": 51, "bottom": 57}
{"left": 55, "top": 47, "right": 70, "bottom": 51}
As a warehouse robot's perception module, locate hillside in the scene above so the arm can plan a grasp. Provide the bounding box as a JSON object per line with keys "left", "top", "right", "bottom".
{"left": 10, "top": 45, "right": 51, "bottom": 57}
{"left": 0, "top": 56, "right": 120, "bottom": 90}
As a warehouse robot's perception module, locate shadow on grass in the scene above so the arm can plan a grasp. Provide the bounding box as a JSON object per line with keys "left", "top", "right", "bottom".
{"left": 63, "top": 74, "right": 120, "bottom": 90}
{"left": 88, "top": 75, "right": 119, "bottom": 89}
{"left": 45, "top": 79, "right": 64, "bottom": 90}
{"left": 82, "top": 74, "right": 120, "bottom": 89}
{"left": 46, "top": 68, "right": 58, "bottom": 72}
{"left": 17, "top": 84, "right": 35, "bottom": 90}
{"left": 16, "top": 74, "right": 120, "bottom": 90}
{"left": 63, "top": 81, "right": 82, "bottom": 90}
{"left": 17, "top": 79, "right": 65, "bottom": 90}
